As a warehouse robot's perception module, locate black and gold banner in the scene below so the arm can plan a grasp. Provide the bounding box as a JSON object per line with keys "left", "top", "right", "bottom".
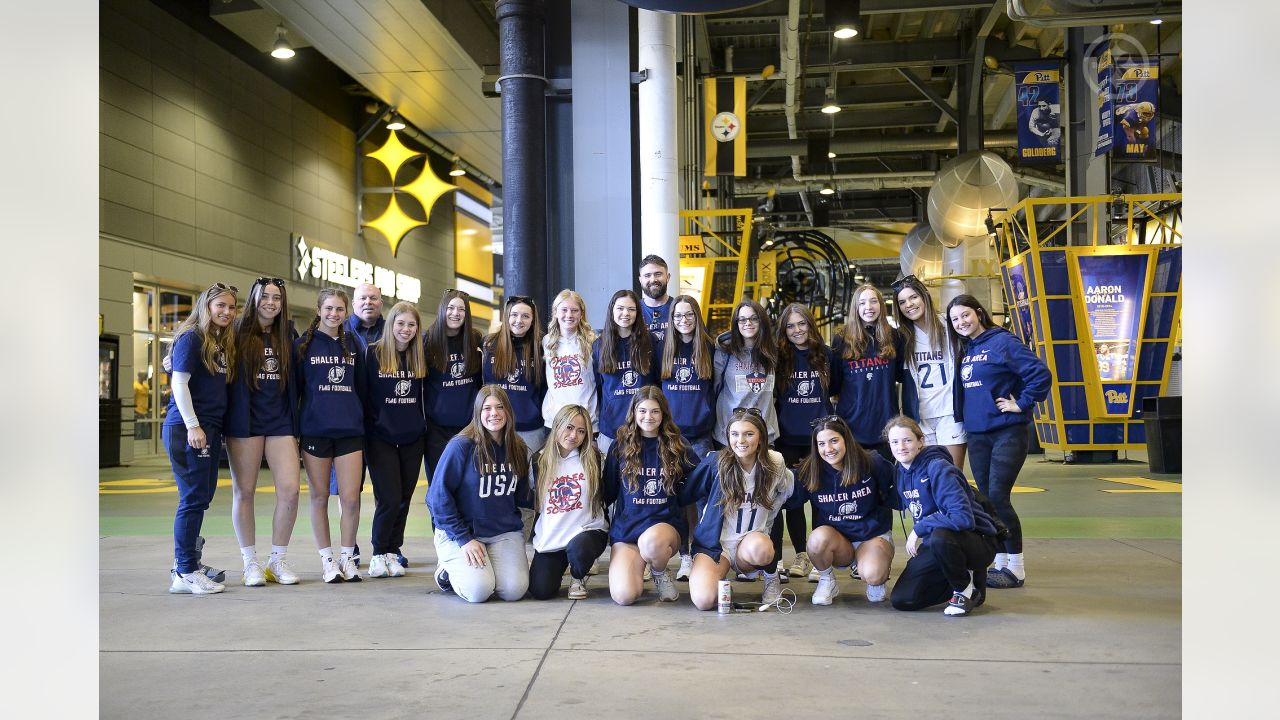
{"left": 703, "top": 76, "right": 746, "bottom": 176}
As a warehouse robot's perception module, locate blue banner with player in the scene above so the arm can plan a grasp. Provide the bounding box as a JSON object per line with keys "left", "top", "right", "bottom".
{"left": 1005, "top": 258, "right": 1035, "bottom": 345}
{"left": 1074, "top": 253, "right": 1149, "bottom": 417}
{"left": 1111, "top": 59, "right": 1158, "bottom": 159}
{"left": 1014, "top": 61, "right": 1062, "bottom": 163}
{"left": 1094, "top": 45, "right": 1114, "bottom": 156}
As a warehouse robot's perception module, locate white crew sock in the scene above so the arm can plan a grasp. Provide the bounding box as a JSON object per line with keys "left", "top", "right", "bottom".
{"left": 961, "top": 571, "right": 975, "bottom": 599}
{"left": 992, "top": 552, "right": 1009, "bottom": 571}
{"left": 818, "top": 567, "right": 835, "bottom": 579}
{"left": 319, "top": 547, "right": 334, "bottom": 562}
{"left": 240, "top": 546, "right": 257, "bottom": 566}
{"left": 270, "top": 545, "right": 288, "bottom": 560}
{"left": 340, "top": 545, "right": 356, "bottom": 562}
{"left": 1006, "top": 553, "right": 1026, "bottom": 580}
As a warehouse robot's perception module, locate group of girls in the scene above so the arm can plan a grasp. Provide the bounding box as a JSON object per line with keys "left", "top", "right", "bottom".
{"left": 164, "top": 261, "right": 1049, "bottom": 614}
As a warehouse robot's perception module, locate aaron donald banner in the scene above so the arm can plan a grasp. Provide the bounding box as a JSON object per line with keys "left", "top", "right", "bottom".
{"left": 1073, "top": 251, "right": 1149, "bottom": 417}
{"left": 1111, "top": 59, "right": 1158, "bottom": 159}
{"left": 1014, "top": 61, "right": 1062, "bottom": 163}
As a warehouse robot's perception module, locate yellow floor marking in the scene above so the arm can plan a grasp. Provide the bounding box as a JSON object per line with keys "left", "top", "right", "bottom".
{"left": 1098, "top": 477, "right": 1182, "bottom": 493}
{"left": 967, "top": 481, "right": 1046, "bottom": 494}
{"left": 100, "top": 480, "right": 382, "bottom": 495}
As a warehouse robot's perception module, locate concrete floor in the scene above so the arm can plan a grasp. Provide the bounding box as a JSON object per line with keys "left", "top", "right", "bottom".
{"left": 100, "top": 450, "right": 1180, "bottom": 719}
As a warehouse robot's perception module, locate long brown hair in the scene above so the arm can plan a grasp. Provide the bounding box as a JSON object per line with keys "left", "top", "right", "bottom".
{"left": 944, "top": 293, "right": 996, "bottom": 362}
{"left": 892, "top": 276, "right": 946, "bottom": 371}
{"left": 714, "top": 409, "right": 786, "bottom": 515}
{"left": 614, "top": 386, "right": 692, "bottom": 494}
{"left": 374, "top": 301, "right": 427, "bottom": 378}
{"left": 425, "top": 289, "right": 482, "bottom": 374}
{"left": 458, "top": 385, "right": 531, "bottom": 478}
{"left": 599, "top": 289, "right": 653, "bottom": 375}
{"left": 536, "top": 404, "right": 604, "bottom": 517}
{"left": 718, "top": 297, "right": 777, "bottom": 373}
{"left": 838, "top": 284, "right": 898, "bottom": 361}
{"left": 661, "top": 294, "right": 714, "bottom": 381}
{"left": 799, "top": 415, "right": 871, "bottom": 492}
{"left": 297, "top": 288, "right": 353, "bottom": 360}
{"left": 485, "top": 296, "right": 544, "bottom": 385}
{"left": 774, "top": 303, "right": 830, "bottom": 391}
{"left": 233, "top": 278, "right": 289, "bottom": 391}
{"left": 174, "top": 283, "right": 238, "bottom": 381}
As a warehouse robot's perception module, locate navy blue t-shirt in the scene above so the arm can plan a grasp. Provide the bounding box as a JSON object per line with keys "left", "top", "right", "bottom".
{"left": 164, "top": 330, "right": 229, "bottom": 432}
{"left": 364, "top": 347, "right": 426, "bottom": 445}
{"left": 661, "top": 336, "right": 715, "bottom": 439}
{"left": 641, "top": 297, "right": 675, "bottom": 345}
{"left": 225, "top": 330, "right": 295, "bottom": 438}
{"left": 593, "top": 333, "right": 658, "bottom": 440}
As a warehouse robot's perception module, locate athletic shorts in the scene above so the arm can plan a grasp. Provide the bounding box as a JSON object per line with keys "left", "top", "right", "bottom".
{"left": 300, "top": 435, "right": 363, "bottom": 459}
{"left": 853, "top": 531, "right": 893, "bottom": 551}
{"left": 919, "top": 415, "right": 966, "bottom": 446}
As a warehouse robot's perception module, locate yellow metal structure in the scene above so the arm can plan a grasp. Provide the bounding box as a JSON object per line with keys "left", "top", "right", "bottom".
{"left": 991, "top": 193, "right": 1181, "bottom": 452}
{"left": 678, "top": 208, "right": 754, "bottom": 336}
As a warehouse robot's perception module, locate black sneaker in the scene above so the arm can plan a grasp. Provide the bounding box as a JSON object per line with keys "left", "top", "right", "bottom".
{"left": 972, "top": 577, "right": 987, "bottom": 609}
{"left": 944, "top": 591, "right": 972, "bottom": 617}
{"left": 434, "top": 566, "right": 453, "bottom": 594}
{"left": 397, "top": 554, "right": 409, "bottom": 568}
{"left": 193, "top": 535, "right": 226, "bottom": 583}
{"left": 352, "top": 543, "right": 361, "bottom": 569}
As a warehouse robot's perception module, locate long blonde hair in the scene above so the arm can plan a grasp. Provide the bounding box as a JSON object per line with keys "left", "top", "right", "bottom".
{"left": 374, "top": 301, "right": 427, "bottom": 378}
{"left": 536, "top": 404, "right": 604, "bottom": 517}
{"left": 543, "top": 289, "right": 597, "bottom": 365}
{"left": 839, "top": 284, "right": 898, "bottom": 361}
{"left": 172, "top": 283, "right": 238, "bottom": 381}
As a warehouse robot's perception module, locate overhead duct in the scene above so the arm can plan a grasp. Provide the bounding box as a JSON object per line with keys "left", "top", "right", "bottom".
{"left": 1006, "top": 0, "right": 1181, "bottom": 27}
{"left": 747, "top": 130, "right": 1019, "bottom": 159}
{"left": 735, "top": 167, "right": 1062, "bottom": 195}
{"left": 927, "top": 150, "right": 1021, "bottom": 248}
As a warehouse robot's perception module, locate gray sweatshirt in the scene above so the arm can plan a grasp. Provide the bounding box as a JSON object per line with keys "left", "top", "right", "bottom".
{"left": 712, "top": 345, "right": 779, "bottom": 443}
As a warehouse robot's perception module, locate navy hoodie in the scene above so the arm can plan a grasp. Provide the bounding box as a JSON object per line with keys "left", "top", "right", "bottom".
{"left": 424, "top": 329, "right": 483, "bottom": 429}
{"left": 954, "top": 326, "right": 1051, "bottom": 433}
{"left": 830, "top": 331, "right": 903, "bottom": 445}
{"left": 293, "top": 329, "right": 367, "bottom": 438}
{"left": 892, "top": 445, "right": 997, "bottom": 538}
{"left": 592, "top": 333, "right": 658, "bottom": 439}
{"left": 225, "top": 326, "right": 298, "bottom": 438}
{"left": 641, "top": 297, "right": 675, "bottom": 344}
{"left": 602, "top": 436, "right": 700, "bottom": 544}
{"left": 426, "top": 435, "right": 533, "bottom": 545}
{"left": 661, "top": 336, "right": 715, "bottom": 439}
{"left": 482, "top": 335, "right": 547, "bottom": 431}
{"left": 775, "top": 346, "right": 835, "bottom": 446}
{"left": 793, "top": 452, "right": 895, "bottom": 542}
{"left": 363, "top": 347, "right": 426, "bottom": 445}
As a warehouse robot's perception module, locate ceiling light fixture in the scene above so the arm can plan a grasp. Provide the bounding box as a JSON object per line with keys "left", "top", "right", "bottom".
{"left": 1149, "top": 17, "right": 1163, "bottom": 25}
{"left": 819, "top": 182, "right": 835, "bottom": 196}
{"left": 827, "top": 151, "right": 836, "bottom": 159}
{"left": 828, "top": 1, "right": 862, "bottom": 40}
{"left": 449, "top": 157, "right": 466, "bottom": 177}
{"left": 385, "top": 114, "right": 406, "bottom": 131}
{"left": 821, "top": 86, "right": 841, "bottom": 114}
{"left": 270, "top": 25, "right": 295, "bottom": 60}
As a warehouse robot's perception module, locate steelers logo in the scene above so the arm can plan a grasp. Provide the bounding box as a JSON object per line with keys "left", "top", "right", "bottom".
{"left": 712, "top": 111, "right": 741, "bottom": 142}
{"left": 264, "top": 357, "right": 279, "bottom": 373}
{"left": 394, "top": 379, "right": 411, "bottom": 397}
{"left": 328, "top": 365, "right": 346, "bottom": 384}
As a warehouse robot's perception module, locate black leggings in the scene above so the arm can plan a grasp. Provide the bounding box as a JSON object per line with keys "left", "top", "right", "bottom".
{"left": 890, "top": 528, "right": 998, "bottom": 611}
{"left": 367, "top": 435, "right": 425, "bottom": 556}
{"left": 424, "top": 424, "right": 464, "bottom": 482}
{"left": 967, "top": 424, "right": 1029, "bottom": 554}
{"left": 770, "top": 442, "right": 810, "bottom": 558}
{"left": 528, "top": 529, "right": 609, "bottom": 600}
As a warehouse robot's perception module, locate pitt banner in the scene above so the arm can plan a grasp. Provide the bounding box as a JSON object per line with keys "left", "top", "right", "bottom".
{"left": 1074, "top": 252, "right": 1149, "bottom": 417}
{"left": 704, "top": 77, "right": 746, "bottom": 176}
{"left": 1094, "top": 45, "right": 1114, "bottom": 156}
{"left": 1014, "top": 62, "right": 1062, "bottom": 163}
{"left": 1111, "top": 59, "right": 1158, "bottom": 159}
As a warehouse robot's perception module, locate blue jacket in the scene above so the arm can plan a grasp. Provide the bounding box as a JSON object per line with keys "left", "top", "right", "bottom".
{"left": 424, "top": 329, "right": 483, "bottom": 429}
{"left": 482, "top": 335, "right": 547, "bottom": 431}
{"left": 954, "top": 327, "right": 1051, "bottom": 433}
{"left": 225, "top": 326, "right": 298, "bottom": 438}
{"left": 345, "top": 314, "right": 385, "bottom": 346}
{"left": 830, "top": 331, "right": 903, "bottom": 445}
{"left": 593, "top": 333, "right": 658, "bottom": 439}
{"left": 426, "top": 435, "right": 533, "bottom": 545}
{"left": 775, "top": 346, "right": 835, "bottom": 445}
{"left": 793, "top": 452, "right": 895, "bottom": 542}
{"left": 892, "top": 445, "right": 998, "bottom": 539}
{"left": 661, "top": 337, "right": 715, "bottom": 439}
{"left": 602, "top": 436, "right": 700, "bottom": 545}
{"left": 292, "top": 330, "right": 367, "bottom": 438}
{"left": 688, "top": 452, "right": 805, "bottom": 562}
{"left": 363, "top": 346, "right": 426, "bottom": 445}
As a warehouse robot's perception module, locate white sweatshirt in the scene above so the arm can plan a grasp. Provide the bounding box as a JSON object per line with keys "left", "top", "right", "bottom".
{"left": 532, "top": 449, "right": 608, "bottom": 553}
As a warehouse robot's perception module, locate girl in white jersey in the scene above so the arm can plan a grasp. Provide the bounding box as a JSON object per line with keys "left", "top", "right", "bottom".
{"left": 891, "top": 275, "right": 966, "bottom": 468}
{"left": 687, "top": 408, "right": 797, "bottom": 611}
{"left": 542, "top": 289, "right": 599, "bottom": 432}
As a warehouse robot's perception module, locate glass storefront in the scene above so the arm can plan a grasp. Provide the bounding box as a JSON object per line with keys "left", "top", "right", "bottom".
{"left": 131, "top": 284, "right": 193, "bottom": 458}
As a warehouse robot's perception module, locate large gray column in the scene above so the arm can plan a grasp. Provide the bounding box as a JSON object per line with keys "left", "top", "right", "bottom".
{"left": 638, "top": 10, "right": 680, "bottom": 280}
{"left": 1065, "top": 26, "right": 1109, "bottom": 245}
{"left": 571, "top": 0, "right": 634, "bottom": 326}
{"left": 496, "top": 0, "right": 549, "bottom": 308}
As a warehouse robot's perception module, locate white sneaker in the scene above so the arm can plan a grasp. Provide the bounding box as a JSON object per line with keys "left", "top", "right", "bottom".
{"left": 676, "top": 553, "right": 693, "bottom": 581}
{"left": 265, "top": 556, "right": 299, "bottom": 585}
{"left": 788, "top": 552, "right": 814, "bottom": 578}
{"left": 242, "top": 560, "right": 266, "bottom": 587}
{"left": 849, "top": 563, "right": 861, "bottom": 580}
{"left": 776, "top": 560, "right": 789, "bottom": 584}
{"left": 761, "top": 571, "right": 782, "bottom": 605}
{"left": 321, "top": 557, "right": 343, "bottom": 584}
{"left": 386, "top": 554, "right": 406, "bottom": 578}
{"left": 642, "top": 564, "right": 652, "bottom": 582}
{"left": 735, "top": 570, "right": 758, "bottom": 582}
{"left": 866, "top": 583, "right": 887, "bottom": 603}
{"left": 368, "top": 554, "right": 389, "bottom": 578}
{"left": 169, "top": 569, "right": 225, "bottom": 595}
{"left": 807, "top": 566, "right": 820, "bottom": 582}
{"left": 652, "top": 571, "right": 678, "bottom": 602}
{"left": 568, "top": 577, "right": 588, "bottom": 600}
{"left": 812, "top": 573, "right": 839, "bottom": 606}
{"left": 339, "top": 555, "right": 362, "bottom": 582}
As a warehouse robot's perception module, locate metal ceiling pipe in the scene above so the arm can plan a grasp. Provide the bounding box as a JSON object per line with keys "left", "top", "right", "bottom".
{"left": 734, "top": 168, "right": 1064, "bottom": 194}
{"left": 1006, "top": 0, "right": 1180, "bottom": 27}
{"left": 746, "top": 130, "right": 1019, "bottom": 158}
{"left": 496, "top": 0, "right": 548, "bottom": 309}
{"left": 781, "top": 0, "right": 802, "bottom": 178}
{"left": 638, "top": 10, "right": 680, "bottom": 273}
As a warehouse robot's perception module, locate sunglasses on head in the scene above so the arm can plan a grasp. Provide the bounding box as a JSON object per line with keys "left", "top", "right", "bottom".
{"left": 255, "top": 277, "right": 285, "bottom": 288}
{"left": 809, "top": 414, "right": 843, "bottom": 428}
{"left": 208, "top": 282, "right": 239, "bottom": 296}
{"left": 733, "top": 406, "right": 763, "bottom": 417}
{"left": 506, "top": 294, "right": 534, "bottom": 307}
{"left": 891, "top": 275, "right": 922, "bottom": 294}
